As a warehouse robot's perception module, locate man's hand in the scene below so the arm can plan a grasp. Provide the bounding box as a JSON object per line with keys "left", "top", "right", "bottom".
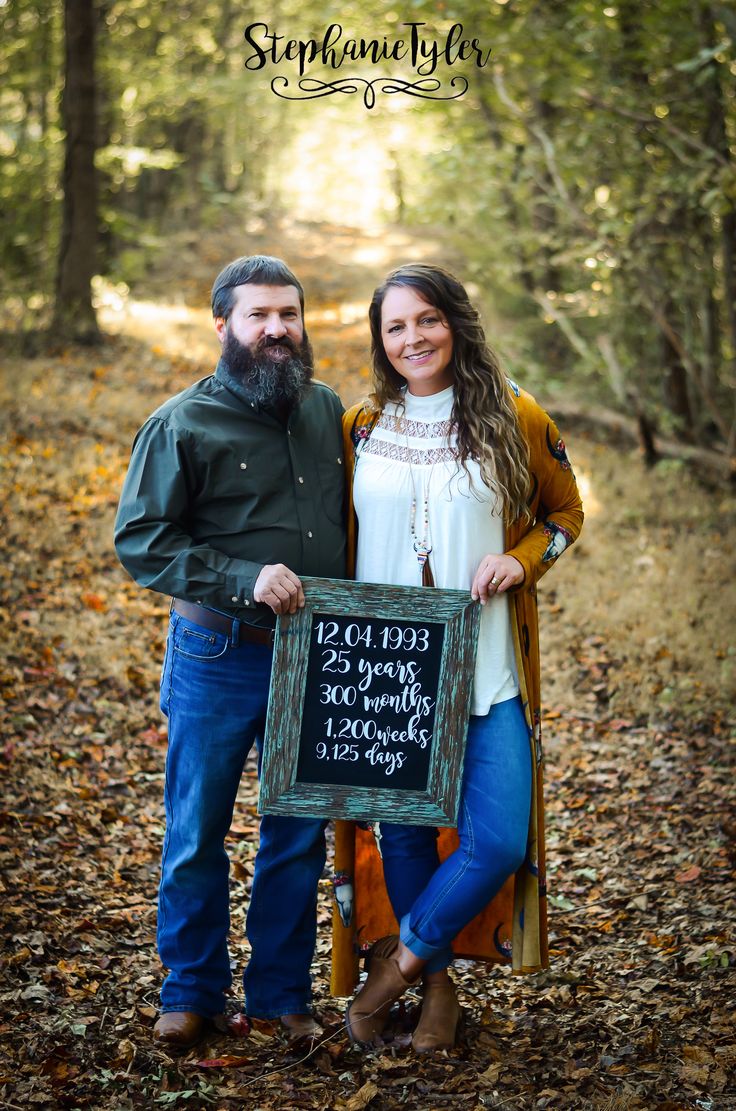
{"left": 253, "top": 564, "right": 305, "bottom": 615}
{"left": 471, "top": 554, "right": 525, "bottom": 604}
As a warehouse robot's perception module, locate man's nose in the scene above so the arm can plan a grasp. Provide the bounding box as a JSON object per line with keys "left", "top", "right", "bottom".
{"left": 264, "top": 313, "right": 287, "bottom": 337}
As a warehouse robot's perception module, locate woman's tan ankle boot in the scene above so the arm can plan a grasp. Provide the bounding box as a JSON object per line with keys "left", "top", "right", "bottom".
{"left": 345, "top": 935, "right": 417, "bottom": 1046}
{"left": 412, "top": 980, "right": 463, "bottom": 1052}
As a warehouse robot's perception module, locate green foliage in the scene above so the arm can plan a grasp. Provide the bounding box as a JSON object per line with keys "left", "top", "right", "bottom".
{"left": 395, "top": 0, "right": 736, "bottom": 442}
{"left": 0, "top": 0, "right": 277, "bottom": 315}
{"left": 2, "top": 0, "right": 733, "bottom": 445}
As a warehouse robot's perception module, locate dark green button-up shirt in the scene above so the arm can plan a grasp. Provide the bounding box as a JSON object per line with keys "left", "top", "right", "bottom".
{"left": 114, "top": 360, "right": 346, "bottom": 627}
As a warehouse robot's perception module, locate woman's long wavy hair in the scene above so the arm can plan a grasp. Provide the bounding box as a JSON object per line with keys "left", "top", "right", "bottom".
{"left": 368, "top": 264, "right": 531, "bottom": 523}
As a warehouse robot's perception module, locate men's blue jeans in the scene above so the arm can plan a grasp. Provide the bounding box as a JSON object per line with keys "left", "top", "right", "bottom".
{"left": 158, "top": 611, "right": 327, "bottom": 1018}
{"left": 379, "top": 694, "right": 532, "bottom": 973}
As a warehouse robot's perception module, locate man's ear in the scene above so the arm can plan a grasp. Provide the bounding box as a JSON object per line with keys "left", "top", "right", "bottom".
{"left": 214, "top": 316, "right": 227, "bottom": 344}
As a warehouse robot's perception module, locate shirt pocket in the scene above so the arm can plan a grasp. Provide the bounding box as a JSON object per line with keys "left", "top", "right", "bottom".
{"left": 316, "top": 453, "right": 345, "bottom": 525}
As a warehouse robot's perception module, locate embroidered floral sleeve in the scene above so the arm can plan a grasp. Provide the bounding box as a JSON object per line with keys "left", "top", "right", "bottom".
{"left": 506, "top": 401, "right": 584, "bottom": 589}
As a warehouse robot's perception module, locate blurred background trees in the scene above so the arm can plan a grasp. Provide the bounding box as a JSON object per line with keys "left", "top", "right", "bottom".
{"left": 1, "top": 0, "right": 733, "bottom": 452}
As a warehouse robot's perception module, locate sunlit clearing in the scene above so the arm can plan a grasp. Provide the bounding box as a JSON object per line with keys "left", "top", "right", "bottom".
{"left": 279, "top": 121, "right": 386, "bottom": 226}
{"left": 272, "top": 101, "right": 442, "bottom": 231}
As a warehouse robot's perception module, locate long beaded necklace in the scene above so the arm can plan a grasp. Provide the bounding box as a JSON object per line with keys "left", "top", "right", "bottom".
{"left": 404, "top": 417, "right": 436, "bottom": 575}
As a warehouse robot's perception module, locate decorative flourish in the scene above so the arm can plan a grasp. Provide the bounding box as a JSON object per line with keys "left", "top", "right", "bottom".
{"left": 493, "top": 923, "right": 513, "bottom": 959}
{"left": 533, "top": 708, "right": 543, "bottom": 766}
{"left": 546, "top": 425, "right": 572, "bottom": 470}
{"left": 271, "top": 75, "right": 468, "bottom": 109}
{"left": 542, "top": 519, "right": 575, "bottom": 562}
{"left": 332, "top": 870, "right": 354, "bottom": 927}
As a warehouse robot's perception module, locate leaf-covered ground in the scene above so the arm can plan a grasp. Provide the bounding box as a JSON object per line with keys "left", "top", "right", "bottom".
{"left": 1, "top": 218, "right": 734, "bottom": 1110}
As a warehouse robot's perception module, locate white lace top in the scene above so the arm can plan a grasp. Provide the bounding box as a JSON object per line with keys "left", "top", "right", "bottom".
{"left": 353, "top": 386, "right": 519, "bottom": 716}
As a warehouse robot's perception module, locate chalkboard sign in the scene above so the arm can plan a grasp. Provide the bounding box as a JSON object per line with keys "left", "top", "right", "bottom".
{"left": 259, "top": 577, "right": 480, "bottom": 826}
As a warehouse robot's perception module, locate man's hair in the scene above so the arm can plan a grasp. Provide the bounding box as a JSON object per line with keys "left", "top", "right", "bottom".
{"left": 211, "top": 255, "right": 305, "bottom": 320}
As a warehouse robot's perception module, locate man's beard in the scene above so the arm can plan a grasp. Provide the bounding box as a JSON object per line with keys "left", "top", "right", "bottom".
{"left": 221, "top": 329, "right": 314, "bottom": 409}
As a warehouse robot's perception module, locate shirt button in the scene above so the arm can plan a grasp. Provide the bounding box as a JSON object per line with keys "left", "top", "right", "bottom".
{"left": 298, "top": 476, "right": 304, "bottom": 484}
{"left": 231, "top": 596, "right": 238, "bottom": 603}
{"left": 244, "top": 600, "right": 250, "bottom": 606}
{"left": 240, "top": 462, "right": 247, "bottom": 470}
{"left": 307, "top": 530, "right": 313, "bottom": 538}
{"left": 337, "top": 456, "right": 342, "bottom": 464}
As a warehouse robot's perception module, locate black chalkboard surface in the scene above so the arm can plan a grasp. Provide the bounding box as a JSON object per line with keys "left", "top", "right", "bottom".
{"left": 296, "top": 612, "right": 444, "bottom": 791}
{"left": 259, "top": 577, "right": 480, "bottom": 826}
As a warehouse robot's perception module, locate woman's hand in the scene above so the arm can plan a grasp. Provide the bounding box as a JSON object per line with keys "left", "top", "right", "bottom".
{"left": 471, "top": 554, "right": 525, "bottom": 604}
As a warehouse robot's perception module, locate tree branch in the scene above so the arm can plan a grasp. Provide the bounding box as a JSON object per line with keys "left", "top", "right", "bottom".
{"left": 574, "top": 88, "right": 733, "bottom": 172}
{"left": 492, "top": 68, "right": 597, "bottom": 237}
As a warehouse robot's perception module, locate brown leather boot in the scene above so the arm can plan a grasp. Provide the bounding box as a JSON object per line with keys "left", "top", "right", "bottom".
{"left": 345, "top": 935, "right": 418, "bottom": 1046}
{"left": 153, "top": 1010, "right": 205, "bottom": 1050}
{"left": 279, "top": 1013, "right": 323, "bottom": 1039}
{"left": 411, "top": 980, "right": 463, "bottom": 1053}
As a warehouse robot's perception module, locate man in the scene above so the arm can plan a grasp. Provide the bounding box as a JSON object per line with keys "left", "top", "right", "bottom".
{"left": 114, "top": 255, "right": 345, "bottom": 1049}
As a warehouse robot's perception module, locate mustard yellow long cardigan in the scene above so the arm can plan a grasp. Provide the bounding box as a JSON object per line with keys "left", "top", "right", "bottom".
{"left": 330, "top": 384, "right": 584, "bottom": 994}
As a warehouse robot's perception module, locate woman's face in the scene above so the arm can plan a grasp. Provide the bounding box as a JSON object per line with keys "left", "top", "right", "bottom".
{"left": 380, "top": 285, "right": 454, "bottom": 396}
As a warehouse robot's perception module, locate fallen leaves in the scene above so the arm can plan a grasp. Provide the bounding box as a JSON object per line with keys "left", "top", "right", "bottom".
{"left": 344, "top": 1080, "right": 379, "bottom": 1110}
{"left": 675, "top": 863, "right": 703, "bottom": 883}
{"left": 1, "top": 235, "right": 734, "bottom": 1111}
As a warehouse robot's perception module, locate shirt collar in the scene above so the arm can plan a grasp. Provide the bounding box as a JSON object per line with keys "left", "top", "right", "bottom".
{"left": 215, "top": 357, "right": 261, "bottom": 410}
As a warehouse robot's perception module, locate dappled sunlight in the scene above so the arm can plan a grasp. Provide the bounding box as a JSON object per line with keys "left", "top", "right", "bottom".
{"left": 97, "top": 285, "right": 219, "bottom": 365}
{"left": 277, "top": 116, "right": 391, "bottom": 226}
{"left": 272, "top": 101, "right": 442, "bottom": 231}
{"left": 309, "top": 300, "right": 368, "bottom": 325}
{"left": 573, "top": 466, "right": 599, "bottom": 518}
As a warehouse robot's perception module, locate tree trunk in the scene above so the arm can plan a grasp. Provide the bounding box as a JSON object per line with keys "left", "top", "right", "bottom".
{"left": 700, "top": 2, "right": 736, "bottom": 362}
{"left": 53, "top": 0, "right": 99, "bottom": 343}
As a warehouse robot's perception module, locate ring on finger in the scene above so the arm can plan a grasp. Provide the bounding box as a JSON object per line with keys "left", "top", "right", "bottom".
{"left": 491, "top": 576, "right": 500, "bottom": 585}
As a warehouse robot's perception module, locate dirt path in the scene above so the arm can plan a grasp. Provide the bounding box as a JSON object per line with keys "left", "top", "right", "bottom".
{"left": 1, "top": 216, "right": 734, "bottom": 1109}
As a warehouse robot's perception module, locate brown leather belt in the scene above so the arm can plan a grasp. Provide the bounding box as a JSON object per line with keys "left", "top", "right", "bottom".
{"left": 172, "top": 599, "right": 274, "bottom": 646}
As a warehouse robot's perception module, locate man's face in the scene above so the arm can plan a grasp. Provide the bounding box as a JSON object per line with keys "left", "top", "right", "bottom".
{"left": 215, "top": 282, "right": 313, "bottom": 407}
{"left": 215, "top": 283, "right": 304, "bottom": 359}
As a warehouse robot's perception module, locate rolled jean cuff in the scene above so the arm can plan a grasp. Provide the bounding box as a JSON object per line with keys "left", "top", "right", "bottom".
{"left": 399, "top": 914, "right": 453, "bottom": 974}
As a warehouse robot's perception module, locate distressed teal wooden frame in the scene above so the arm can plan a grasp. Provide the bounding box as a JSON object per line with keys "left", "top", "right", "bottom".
{"left": 259, "top": 576, "right": 480, "bottom": 826}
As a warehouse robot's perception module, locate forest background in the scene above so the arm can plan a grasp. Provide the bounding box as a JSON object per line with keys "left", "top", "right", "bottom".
{"left": 1, "top": 1, "right": 735, "bottom": 1109}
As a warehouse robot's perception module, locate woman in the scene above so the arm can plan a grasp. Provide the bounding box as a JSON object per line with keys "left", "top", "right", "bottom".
{"left": 339, "top": 264, "right": 583, "bottom": 1051}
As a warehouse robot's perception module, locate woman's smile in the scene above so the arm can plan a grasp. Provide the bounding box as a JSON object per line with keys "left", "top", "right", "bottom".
{"left": 381, "top": 285, "right": 455, "bottom": 395}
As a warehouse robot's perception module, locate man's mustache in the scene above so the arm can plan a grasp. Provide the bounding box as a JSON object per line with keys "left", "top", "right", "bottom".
{"left": 259, "top": 335, "right": 299, "bottom": 354}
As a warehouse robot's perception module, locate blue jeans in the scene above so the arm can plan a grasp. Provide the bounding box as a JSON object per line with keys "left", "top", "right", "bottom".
{"left": 379, "top": 694, "right": 532, "bottom": 973}
{"left": 158, "top": 611, "right": 327, "bottom": 1018}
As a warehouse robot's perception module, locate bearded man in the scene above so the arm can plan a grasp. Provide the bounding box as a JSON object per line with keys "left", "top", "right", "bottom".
{"left": 114, "top": 255, "right": 345, "bottom": 1048}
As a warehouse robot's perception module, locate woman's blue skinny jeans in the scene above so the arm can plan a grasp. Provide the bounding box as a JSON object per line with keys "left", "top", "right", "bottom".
{"left": 379, "top": 693, "right": 532, "bottom": 973}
